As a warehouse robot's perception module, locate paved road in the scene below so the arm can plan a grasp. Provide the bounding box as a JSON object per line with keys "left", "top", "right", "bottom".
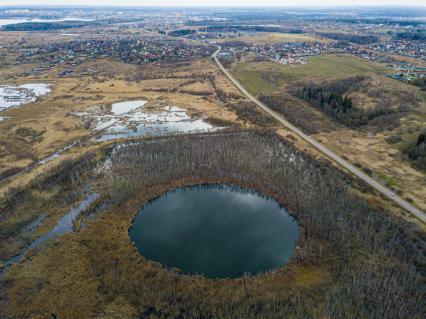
{"left": 213, "top": 47, "right": 426, "bottom": 223}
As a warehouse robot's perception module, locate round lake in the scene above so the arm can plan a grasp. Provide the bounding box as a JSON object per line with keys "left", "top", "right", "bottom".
{"left": 129, "top": 185, "right": 300, "bottom": 278}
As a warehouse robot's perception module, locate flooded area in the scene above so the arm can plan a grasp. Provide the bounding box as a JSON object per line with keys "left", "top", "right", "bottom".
{"left": 59, "top": 33, "right": 81, "bottom": 37}
{"left": 130, "top": 185, "right": 300, "bottom": 279}
{"left": 111, "top": 100, "right": 147, "bottom": 115}
{"left": 1, "top": 193, "right": 99, "bottom": 275}
{"left": 0, "top": 18, "right": 92, "bottom": 27}
{"left": 77, "top": 100, "right": 217, "bottom": 142}
{"left": 0, "top": 83, "right": 51, "bottom": 111}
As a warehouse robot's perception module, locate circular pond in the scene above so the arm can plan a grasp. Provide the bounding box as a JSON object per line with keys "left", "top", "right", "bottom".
{"left": 129, "top": 185, "right": 300, "bottom": 278}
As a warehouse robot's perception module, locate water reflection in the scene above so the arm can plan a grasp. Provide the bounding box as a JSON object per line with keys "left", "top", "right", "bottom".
{"left": 130, "top": 185, "right": 299, "bottom": 279}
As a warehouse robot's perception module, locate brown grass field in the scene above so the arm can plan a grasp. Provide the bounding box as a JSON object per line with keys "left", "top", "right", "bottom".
{"left": 231, "top": 55, "right": 426, "bottom": 212}
{"left": 0, "top": 58, "right": 243, "bottom": 182}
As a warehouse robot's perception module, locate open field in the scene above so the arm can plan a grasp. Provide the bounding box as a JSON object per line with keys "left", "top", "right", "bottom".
{"left": 212, "top": 32, "right": 330, "bottom": 45}
{"left": 231, "top": 55, "right": 426, "bottom": 212}
{"left": 232, "top": 54, "right": 391, "bottom": 95}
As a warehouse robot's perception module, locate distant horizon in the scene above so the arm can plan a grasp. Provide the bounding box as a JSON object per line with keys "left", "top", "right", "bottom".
{"left": 1, "top": 5, "right": 426, "bottom": 8}
{"left": 1, "top": 1, "right": 425, "bottom": 9}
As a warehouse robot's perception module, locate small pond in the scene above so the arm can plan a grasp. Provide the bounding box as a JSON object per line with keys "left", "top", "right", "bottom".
{"left": 129, "top": 185, "right": 300, "bottom": 279}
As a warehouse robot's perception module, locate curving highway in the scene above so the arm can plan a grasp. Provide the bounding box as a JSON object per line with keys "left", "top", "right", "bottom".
{"left": 213, "top": 47, "right": 426, "bottom": 223}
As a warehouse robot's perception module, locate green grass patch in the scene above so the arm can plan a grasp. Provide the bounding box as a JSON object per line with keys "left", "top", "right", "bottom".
{"left": 287, "top": 54, "right": 390, "bottom": 80}
{"left": 377, "top": 172, "right": 398, "bottom": 188}
{"left": 231, "top": 54, "right": 391, "bottom": 95}
{"left": 231, "top": 62, "right": 279, "bottom": 95}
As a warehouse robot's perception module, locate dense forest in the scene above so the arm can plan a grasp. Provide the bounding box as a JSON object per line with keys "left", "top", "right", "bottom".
{"left": 319, "top": 32, "right": 380, "bottom": 44}
{"left": 405, "top": 129, "right": 426, "bottom": 169}
{"left": 200, "top": 25, "right": 302, "bottom": 34}
{"left": 394, "top": 29, "right": 426, "bottom": 41}
{"left": 410, "top": 77, "right": 426, "bottom": 90}
{"left": 0, "top": 18, "right": 143, "bottom": 31}
{"left": 0, "top": 130, "right": 424, "bottom": 318}
{"left": 308, "top": 18, "right": 425, "bottom": 27}
{"left": 169, "top": 29, "right": 197, "bottom": 37}
{"left": 1, "top": 20, "right": 95, "bottom": 31}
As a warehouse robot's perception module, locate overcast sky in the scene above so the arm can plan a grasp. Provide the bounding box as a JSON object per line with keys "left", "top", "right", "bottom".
{"left": 1, "top": 0, "right": 425, "bottom": 7}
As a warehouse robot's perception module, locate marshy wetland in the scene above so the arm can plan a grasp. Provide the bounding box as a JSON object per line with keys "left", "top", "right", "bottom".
{"left": 0, "top": 130, "right": 424, "bottom": 318}
{"left": 0, "top": 57, "right": 240, "bottom": 184}
{"left": 77, "top": 100, "right": 218, "bottom": 142}
{"left": 0, "top": 83, "right": 51, "bottom": 111}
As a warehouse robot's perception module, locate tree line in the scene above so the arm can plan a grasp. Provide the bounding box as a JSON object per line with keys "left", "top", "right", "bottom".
{"left": 320, "top": 32, "right": 380, "bottom": 44}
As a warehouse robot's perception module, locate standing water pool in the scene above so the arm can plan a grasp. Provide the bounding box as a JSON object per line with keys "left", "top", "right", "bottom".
{"left": 129, "top": 185, "right": 300, "bottom": 279}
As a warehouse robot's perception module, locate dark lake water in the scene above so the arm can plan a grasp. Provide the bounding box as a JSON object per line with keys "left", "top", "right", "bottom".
{"left": 129, "top": 185, "right": 300, "bottom": 279}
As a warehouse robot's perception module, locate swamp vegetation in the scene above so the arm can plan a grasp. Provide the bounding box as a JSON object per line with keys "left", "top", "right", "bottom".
{"left": 0, "top": 130, "right": 424, "bottom": 318}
